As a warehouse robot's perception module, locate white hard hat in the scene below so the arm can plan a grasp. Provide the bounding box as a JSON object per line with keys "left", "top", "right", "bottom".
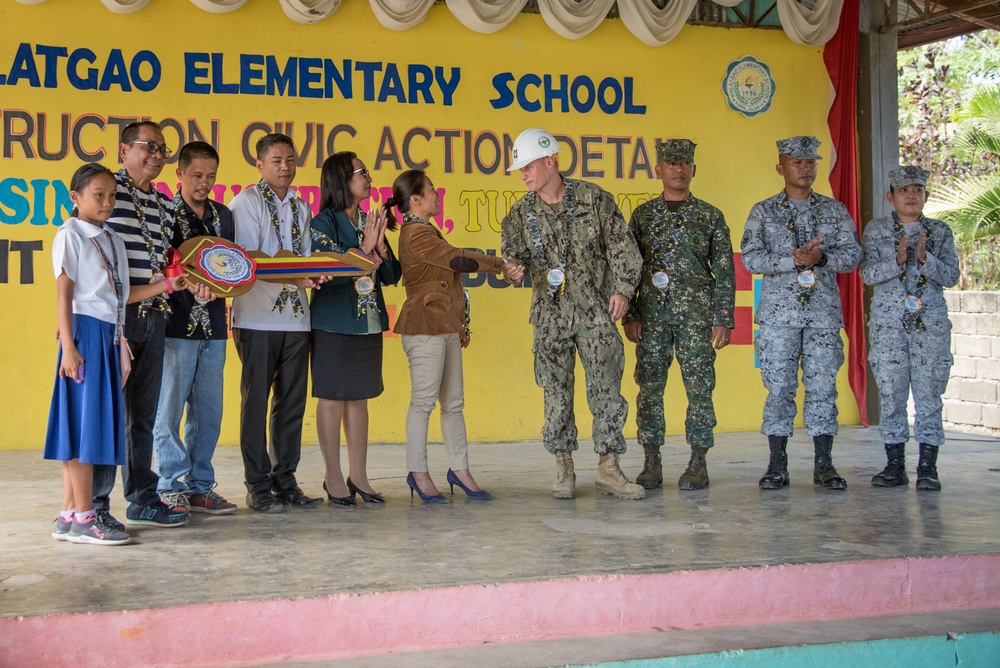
{"left": 507, "top": 128, "right": 560, "bottom": 172}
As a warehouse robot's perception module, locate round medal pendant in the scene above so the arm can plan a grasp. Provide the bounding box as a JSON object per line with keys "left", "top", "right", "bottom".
{"left": 904, "top": 295, "right": 922, "bottom": 313}
{"left": 355, "top": 276, "right": 375, "bottom": 296}
{"left": 797, "top": 270, "right": 817, "bottom": 288}
{"left": 652, "top": 272, "right": 670, "bottom": 290}
{"left": 547, "top": 268, "right": 565, "bottom": 287}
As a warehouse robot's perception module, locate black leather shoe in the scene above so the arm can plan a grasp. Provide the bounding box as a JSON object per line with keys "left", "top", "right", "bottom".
{"left": 271, "top": 485, "right": 323, "bottom": 509}
{"left": 246, "top": 490, "right": 283, "bottom": 514}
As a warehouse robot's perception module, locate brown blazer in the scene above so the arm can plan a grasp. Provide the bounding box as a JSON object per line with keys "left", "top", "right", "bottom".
{"left": 393, "top": 221, "right": 505, "bottom": 335}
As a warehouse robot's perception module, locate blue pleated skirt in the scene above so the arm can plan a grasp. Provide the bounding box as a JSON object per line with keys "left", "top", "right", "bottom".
{"left": 43, "top": 314, "right": 126, "bottom": 465}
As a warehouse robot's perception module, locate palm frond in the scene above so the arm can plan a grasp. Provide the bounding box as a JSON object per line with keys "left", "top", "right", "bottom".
{"left": 927, "top": 177, "right": 1000, "bottom": 241}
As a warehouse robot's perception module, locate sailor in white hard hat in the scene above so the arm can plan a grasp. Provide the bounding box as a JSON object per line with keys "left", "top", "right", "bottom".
{"left": 500, "top": 128, "right": 645, "bottom": 501}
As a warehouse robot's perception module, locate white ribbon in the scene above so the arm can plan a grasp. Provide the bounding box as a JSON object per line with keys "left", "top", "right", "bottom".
{"left": 618, "top": 0, "right": 700, "bottom": 47}
{"left": 445, "top": 0, "right": 528, "bottom": 33}
{"left": 190, "top": 0, "right": 250, "bottom": 12}
{"left": 368, "top": 0, "right": 435, "bottom": 30}
{"left": 19, "top": 0, "right": 846, "bottom": 46}
{"left": 280, "top": 0, "right": 343, "bottom": 24}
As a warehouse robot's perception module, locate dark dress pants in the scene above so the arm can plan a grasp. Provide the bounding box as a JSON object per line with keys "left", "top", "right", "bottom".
{"left": 93, "top": 304, "right": 165, "bottom": 510}
{"left": 232, "top": 328, "right": 310, "bottom": 495}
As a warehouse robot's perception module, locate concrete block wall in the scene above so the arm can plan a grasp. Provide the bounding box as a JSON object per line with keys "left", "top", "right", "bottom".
{"left": 943, "top": 292, "right": 1000, "bottom": 434}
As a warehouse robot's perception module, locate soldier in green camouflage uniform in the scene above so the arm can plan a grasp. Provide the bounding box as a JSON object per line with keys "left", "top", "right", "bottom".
{"left": 623, "top": 139, "right": 735, "bottom": 491}
{"left": 500, "top": 128, "right": 645, "bottom": 500}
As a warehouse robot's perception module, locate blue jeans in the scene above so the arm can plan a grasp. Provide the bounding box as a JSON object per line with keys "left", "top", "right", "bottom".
{"left": 153, "top": 338, "right": 227, "bottom": 494}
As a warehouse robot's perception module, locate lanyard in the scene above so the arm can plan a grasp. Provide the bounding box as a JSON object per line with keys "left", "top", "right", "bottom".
{"left": 647, "top": 197, "right": 689, "bottom": 305}
{"left": 173, "top": 190, "right": 221, "bottom": 239}
{"left": 118, "top": 168, "right": 171, "bottom": 315}
{"left": 256, "top": 180, "right": 304, "bottom": 316}
{"left": 524, "top": 179, "right": 577, "bottom": 302}
{"left": 90, "top": 231, "right": 125, "bottom": 344}
{"left": 173, "top": 191, "right": 222, "bottom": 337}
{"left": 778, "top": 191, "right": 822, "bottom": 306}
{"left": 892, "top": 212, "right": 934, "bottom": 332}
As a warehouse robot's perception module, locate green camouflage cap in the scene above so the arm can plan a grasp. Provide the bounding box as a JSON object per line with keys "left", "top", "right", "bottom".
{"left": 655, "top": 138, "right": 696, "bottom": 163}
{"left": 889, "top": 165, "right": 929, "bottom": 188}
{"left": 776, "top": 136, "right": 822, "bottom": 160}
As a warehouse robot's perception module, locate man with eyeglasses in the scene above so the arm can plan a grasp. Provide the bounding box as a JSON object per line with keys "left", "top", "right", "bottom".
{"left": 92, "top": 120, "right": 202, "bottom": 531}
{"left": 229, "top": 133, "right": 324, "bottom": 513}
{"left": 623, "top": 139, "right": 735, "bottom": 492}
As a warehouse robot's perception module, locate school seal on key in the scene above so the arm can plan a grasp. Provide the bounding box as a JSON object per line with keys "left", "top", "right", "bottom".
{"left": 198, "top": 243, "right": 255, "bottom": 287}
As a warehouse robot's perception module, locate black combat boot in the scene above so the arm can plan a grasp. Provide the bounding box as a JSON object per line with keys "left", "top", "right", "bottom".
{"left": 678, "top": 446, "right": 710, "bottom": 490}
{"left": 759, "top": 436, "right": 789, "bottom": 490}
{"left": 635, "top": 444, "right": 663, "bottom": 490}
{"left": 813, "top": 435, "right": 847, "bottom": 490}
{"left": 871, "top": 443, "right": 908, "bottom": 487}
{"left": 915, "top": 443, "right": 941, "bottom": 491}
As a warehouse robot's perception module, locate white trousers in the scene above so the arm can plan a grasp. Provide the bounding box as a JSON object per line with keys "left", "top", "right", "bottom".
{"left": 402, "top": 333, "right": 469, "bottom": 472}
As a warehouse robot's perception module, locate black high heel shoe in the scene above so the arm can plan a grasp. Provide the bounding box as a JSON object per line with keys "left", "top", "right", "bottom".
{"left": 347, "top": 477, "right": 385, "bottom": 504}
{"left": 323, "top": 481, "right": 356, "bottom": 507}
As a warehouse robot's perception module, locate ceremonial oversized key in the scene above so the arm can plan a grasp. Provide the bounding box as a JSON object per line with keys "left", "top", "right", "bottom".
{"left": 251, "top": 248, "right": 377, "bottom": 281}
{"left": 172, "top": 236, "right": 258, "bottom": 297}
{"left": 174, "top": 236, "right": 379, "bottom": 297}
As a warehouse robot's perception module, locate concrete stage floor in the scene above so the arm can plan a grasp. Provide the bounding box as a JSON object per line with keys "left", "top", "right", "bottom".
{"left": 2, "top": 425, "right": 999, "bottom": 665}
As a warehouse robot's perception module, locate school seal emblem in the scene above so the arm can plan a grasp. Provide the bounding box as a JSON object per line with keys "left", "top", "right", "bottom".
{"left": 722, "top": 56, "right": 775, "bottom": 118}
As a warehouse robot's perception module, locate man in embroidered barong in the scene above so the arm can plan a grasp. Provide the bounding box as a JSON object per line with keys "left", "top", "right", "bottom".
{"left": 500, "top": 128, "right": 645, "bottom": 500}
{"left": 623, "top": 139, "right": 735, "bottom": 493}
{"left": 740, "top": 136, "right": 862, "bottom": 492}
{"left": 860, "top": 166, "right": 959, "bottom": 492}
{"left": 229, "top": 133, "right": 326, "bottom": 513}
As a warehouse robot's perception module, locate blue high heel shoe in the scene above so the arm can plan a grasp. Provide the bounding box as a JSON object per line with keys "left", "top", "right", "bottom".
{"left": 447, "top": 469, "right": 493, "bottom": 500}
{"left": 406, "top": 472, "right": 448, "bottom": 504}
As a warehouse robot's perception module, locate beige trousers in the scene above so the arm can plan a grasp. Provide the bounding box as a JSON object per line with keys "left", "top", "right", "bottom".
{"left": 402, "top": 333, "right": 469, "bottom": 472}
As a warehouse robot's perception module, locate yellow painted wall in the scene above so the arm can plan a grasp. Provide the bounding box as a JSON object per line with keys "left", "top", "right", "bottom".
{"left": 0, "top": 0, "right": 859, "bottom": 450}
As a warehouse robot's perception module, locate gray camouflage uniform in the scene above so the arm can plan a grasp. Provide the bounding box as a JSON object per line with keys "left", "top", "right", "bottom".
{"left": 741, "top": 190, "right": 862, "bottom": 437}
{"left": 501, "top": 178, "right": 642, "bottom": 455}
{"left": 861, "top": 212, "right": 959, "bottom": 447}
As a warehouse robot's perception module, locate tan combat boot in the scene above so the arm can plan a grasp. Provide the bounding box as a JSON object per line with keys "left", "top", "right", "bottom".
{"left": 552, "top": 450, "right": 576, "bottom": 499}
{"left": 595, "top": 453, "right": 646, "bottom": 500}
{"left": 677, "top": 446, "right": 710, "bottom": 490}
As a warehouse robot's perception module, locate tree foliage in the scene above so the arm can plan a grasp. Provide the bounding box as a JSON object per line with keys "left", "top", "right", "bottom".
{"left": 898, "top": 31, "right": 1000, "bottom": 289}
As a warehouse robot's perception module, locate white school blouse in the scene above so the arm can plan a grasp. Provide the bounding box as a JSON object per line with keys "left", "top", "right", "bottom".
{"left": 52, "top": 217, "right": 131, "bottom": 325}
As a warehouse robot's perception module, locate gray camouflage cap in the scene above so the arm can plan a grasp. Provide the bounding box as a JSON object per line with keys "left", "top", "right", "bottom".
{"left": 776, "top": 136, "right": 822, "bottom": 160}
{"left": 889, "top": 165, "right": 930, "bottom": 188}
{"left": 656, "top": 138, "right": 696, "bottom": 163}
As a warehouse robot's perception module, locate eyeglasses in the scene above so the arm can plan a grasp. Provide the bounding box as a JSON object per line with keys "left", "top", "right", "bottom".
{"left": 352, "top": 167, "right": 371, "bottom": 179}
{"left": 131, "top": 140, "right": 172, "bottom": 158}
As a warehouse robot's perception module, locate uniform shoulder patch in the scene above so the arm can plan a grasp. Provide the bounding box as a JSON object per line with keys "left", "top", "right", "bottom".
{"left": 741, "top": 229, "right": 753, "bottom": 248}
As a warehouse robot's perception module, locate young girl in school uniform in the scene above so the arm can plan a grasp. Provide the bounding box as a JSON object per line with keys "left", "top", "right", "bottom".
{"left": 45, "top": 164, "right": 187, "bottom": 546}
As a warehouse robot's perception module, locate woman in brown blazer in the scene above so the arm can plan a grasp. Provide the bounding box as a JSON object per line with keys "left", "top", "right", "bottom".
{"left": 391, "top": 170, "right": 524, "bottom": 502}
